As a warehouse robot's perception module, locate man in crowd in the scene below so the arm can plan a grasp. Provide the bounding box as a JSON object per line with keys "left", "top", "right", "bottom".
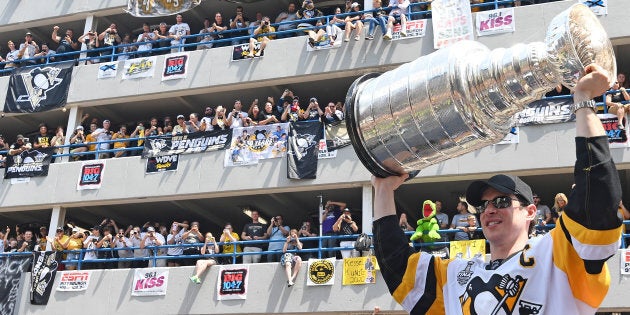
{"left": 247, "top": 16, "right": 275, "bottom": 58}
{"left": 371, "top": 64, "right": 621, "bottom": 314}
{"left": 140, "top": 226, "right": 165, "bottom": 267}
{"left": 241, "top": 210, "right": 267, "bottom": 264}
{"left": 275, "top": 2, "right": 299, "bottom": 38}
{"left": 229, "top": 6, "right": 251, "bottom": 45}
{"left": 266, "top": 215, "right": 290, "bottom": 262}
{"left": 8, "top": 134, "right": 29, "bottom": 156}
{"left": 18, "top": 32, "right": 39, "bottom": 66}
{"left": 169, "top": 14, "right": 190, "bottom": 53}
{"left": 91, "top": 119, "right": 113, "bottom": 159}
{"left": 34, "top": 42, "right": 55, "bottom": 64}
{"left": 51, "top": 25, "right": 79, "bottom": 60}
{"left": 321, "top": 200, "right": 345, "bottom": 258}
{"left": 533, "top": 193, "right": 552, "bottom": 227}
{"left": 137, "top": 22, "right": 157, "bottom": 57}
{"left": 227, "top": 100, "right": 248, "bottom": 128}
{"left": 33, "top": 123, "right": 52, "bottom": 149}
{"left": 17, "top": 230, "right": 36, "bottom": 252}
{"left": 99, "top": 23, "right": 122, "bottom": 61}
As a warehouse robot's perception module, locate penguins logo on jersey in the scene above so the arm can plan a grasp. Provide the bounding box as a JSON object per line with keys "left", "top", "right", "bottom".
{"left": 459, "top": 274, "right": 527, "bottom": 315}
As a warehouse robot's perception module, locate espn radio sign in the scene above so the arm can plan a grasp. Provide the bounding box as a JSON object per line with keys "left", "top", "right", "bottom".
{"left": 57, "top": 271, "right": 91, "bottom": 291}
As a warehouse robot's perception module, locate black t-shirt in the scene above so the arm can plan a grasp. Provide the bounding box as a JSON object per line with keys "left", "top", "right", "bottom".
{"left": 242, "top": 222, "right": 266, "bottom": 249}
{"left": 340, "top": 220, "right": 355, "bottom": 235}
{"left": 250, "top": 113, "right": 266, "bottom": 123}
{"left": 33, "top": 133, "right": 52, "bottom": 147}
{"left": 21, "top": 239, "right": 37, "bottom": 252}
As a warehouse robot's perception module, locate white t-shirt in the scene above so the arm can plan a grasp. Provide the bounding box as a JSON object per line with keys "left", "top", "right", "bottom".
{"left": 169, "top": 23, "right": 190, "bottom": 46}
{"left": 83, "top": 235, "right": 100, "bottom": 260}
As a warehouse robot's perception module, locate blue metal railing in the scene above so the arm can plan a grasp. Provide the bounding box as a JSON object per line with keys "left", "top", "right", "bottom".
{"left": 0, "top": 0, "right": 543, "bottom": 74}
{"left": 6, "top": 220, "right": 627, "bottom": 270}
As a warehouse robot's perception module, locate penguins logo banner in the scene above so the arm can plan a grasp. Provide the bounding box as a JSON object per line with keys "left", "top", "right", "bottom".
{"left": 4, "top": 62, "right": 73, "bottom": 113}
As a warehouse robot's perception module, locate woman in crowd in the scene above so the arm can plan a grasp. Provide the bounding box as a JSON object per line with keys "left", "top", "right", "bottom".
{"left": 50, "top": 126, "right": 65, "bottom": 156}
{"left": 78, "top": 30, "right": 100, "bottom": 64}
{"left": 189, "top": 232, "right": 219, "bottom": 284}
{"left": 69, "top": 125, "right": 88, "bottom": 160}
{"left": 212, "top": 106, "right": 230, "bottom": 130}
{"left": 220, "top": 223, "right": 242, "bottom": 264}
{"left": 605, "top": 80, "right": 630, "bottom": 129}
{"left": 281, "top": 229, "right": 303, "bottom": 287}
{"left": 551, "top": 192, "right": 568, "bottom": 224}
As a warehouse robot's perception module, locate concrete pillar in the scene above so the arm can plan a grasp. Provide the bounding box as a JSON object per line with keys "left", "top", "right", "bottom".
{"left": 80, "top": 15, "right": 96, "bottom": 61}
{"left": 62, "top": 106, "right": 83, "bottom": 162}
{"left": 362, "top": 183, "right": 373, "bottom": 234}
{"left": 46, "top": 206, "right": 66, "bottom": 251}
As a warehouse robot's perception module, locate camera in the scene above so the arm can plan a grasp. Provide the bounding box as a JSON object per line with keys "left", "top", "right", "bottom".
{"left": 263, "top": 21, "right": 269, "bottom": 26}
{"left": 301, "top": 224, "right": 308, "bottom": 230}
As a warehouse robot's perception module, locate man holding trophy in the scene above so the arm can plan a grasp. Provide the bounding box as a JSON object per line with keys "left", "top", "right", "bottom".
{"left": 341, "top": 3, "right": 622, "bottom": 314}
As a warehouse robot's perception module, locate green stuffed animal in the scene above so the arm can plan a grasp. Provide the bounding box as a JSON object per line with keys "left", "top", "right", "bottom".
{"left": 410, "top": 200, "right": 442, "bottom": 242}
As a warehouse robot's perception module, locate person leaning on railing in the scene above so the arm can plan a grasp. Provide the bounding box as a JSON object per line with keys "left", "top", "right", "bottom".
{"left": 61, "top": 227, "right": 84, "bottom": 270}
{"left": 246, "top": 16, "right": 275, "bottom": 58}
{"left": 605, "top": 81, "right": 630, "bottom": 129}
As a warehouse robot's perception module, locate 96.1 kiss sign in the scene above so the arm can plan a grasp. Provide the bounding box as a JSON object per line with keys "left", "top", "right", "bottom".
{"left": 131, "top": 268, "right": 169, "bottom": 296}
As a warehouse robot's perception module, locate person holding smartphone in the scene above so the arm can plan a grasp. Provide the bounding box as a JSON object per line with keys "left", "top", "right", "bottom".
{"left": 189, "top": 232, "right": 219, "bottom": 284}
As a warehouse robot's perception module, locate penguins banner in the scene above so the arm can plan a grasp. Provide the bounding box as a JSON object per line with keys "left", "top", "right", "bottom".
{"left": 4, "top": 62, "right": 73, "bottom": 113}
{"left": 287, "top": 121, "right": 323, "bottom": 179}
{"left": 30, "top": 251, "right": 58, "bottom": 305}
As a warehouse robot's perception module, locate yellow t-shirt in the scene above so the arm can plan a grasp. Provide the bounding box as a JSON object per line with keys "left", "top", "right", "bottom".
{"left": 66, "top": 236, "right": 83, "bottom": 250}
{"left": 222, "top": 232, "right": 242, "bottom": 254}
{"left": 112, "top": 133, "right": 129, "bottom": 149}
{"left": 86, "top": 134, "right": 97, "bottom": 151}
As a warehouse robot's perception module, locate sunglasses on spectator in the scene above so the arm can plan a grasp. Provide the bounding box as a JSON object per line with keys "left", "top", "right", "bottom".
{"left": 478, "top": 196, "right": 520, "bottom": 213}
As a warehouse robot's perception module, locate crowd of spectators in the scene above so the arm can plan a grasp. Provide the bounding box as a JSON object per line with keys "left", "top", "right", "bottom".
{"left": 0, "top": 199, "right": 363, "bottom": 274}
{"left": 0, "top": 88, "right": 345, "bottom": 163}
{"left": 0, "top": 0, "right": 549, "bottom": 70}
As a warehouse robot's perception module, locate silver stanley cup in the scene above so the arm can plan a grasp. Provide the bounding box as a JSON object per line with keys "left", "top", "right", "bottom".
{"left": 344, "top": 3, "right": 616, "bottom": 177}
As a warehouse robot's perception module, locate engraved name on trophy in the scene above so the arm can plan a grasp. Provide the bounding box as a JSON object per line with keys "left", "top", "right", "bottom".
{"left": 344, "top": 4, "right": 616, "bottom": 177}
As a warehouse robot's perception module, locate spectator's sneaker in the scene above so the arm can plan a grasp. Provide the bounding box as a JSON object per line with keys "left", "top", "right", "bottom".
{"left": 383, "top": 32, "right": 392, "bottom": 40}
{"left": 308, "top": 38, "right": 316, "bottom": 48}
{"left": 287, "top": 280, "right": 294, "bottom": 287}
{"left": 619, "top": 123, "right": 625, "bottom": 130}
{"left": 190, "top": 275, "right": 201, "bottom": 284}
{"left": 354, "top": 35, "right": 360, "bottom": 41}
{"left": 344, "top": 37, "right": 350, "bottom": 42}
{"left": 400, "top": 30, "right": 408, "bottom": 37}
{"left": 254, "top": 51, "right": 261, "bottom": 57}
{"left": 366, "top": 35, "right": 374, "bottom": 40}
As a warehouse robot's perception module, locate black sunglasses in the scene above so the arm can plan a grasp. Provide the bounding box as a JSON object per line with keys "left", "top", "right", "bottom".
{"left": 478, "top": 196, "right": 519, "bottom": 213}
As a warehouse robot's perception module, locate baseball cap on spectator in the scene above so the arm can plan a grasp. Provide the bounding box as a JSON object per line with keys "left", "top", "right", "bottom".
{"left": 465, "top": 174, "right": 534, "bottom": 207}
{"left": 343, "top": 208, "right": 351, "bottom": 213}
{"left": 56, "top": 226, "right": 63, "bottom": 232}
{"left": 103, "top": 119, "right": 110, "bottom": 124}
{"left": 72, "top": 227, "right": 80, "bottom": 233}
{"left": 147, "top": 226, "right": 156, "bottom": 232}
{"left": 293, "top": 96, "right": 299, "bottom": 101}
{"left": 309, "top": 97, "right": 317, "bottom": 103}
{"left": 16, "top": 134, "right": 24, "bottom": 140}
{"left": 26, "top": 32, "right": 32, "bottom": 36}
{"left": 351, "top": 2, "right": 360, "bottom": 8}
{"left": 177, "top": 114, "right": 185, "bottom": 119}
{"left": 92, "top": 225, "right": 101, "bottom": 231}
{"left": 76, "top": 125, "right": 84, "bottom": 130}
{"left": 40, "top": 226, "right": 47, "bottom": 231}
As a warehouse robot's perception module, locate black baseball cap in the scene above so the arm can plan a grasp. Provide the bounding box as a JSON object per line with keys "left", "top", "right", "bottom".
{"left": 466, "top": 174, "right": 533, "bottom": 207}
